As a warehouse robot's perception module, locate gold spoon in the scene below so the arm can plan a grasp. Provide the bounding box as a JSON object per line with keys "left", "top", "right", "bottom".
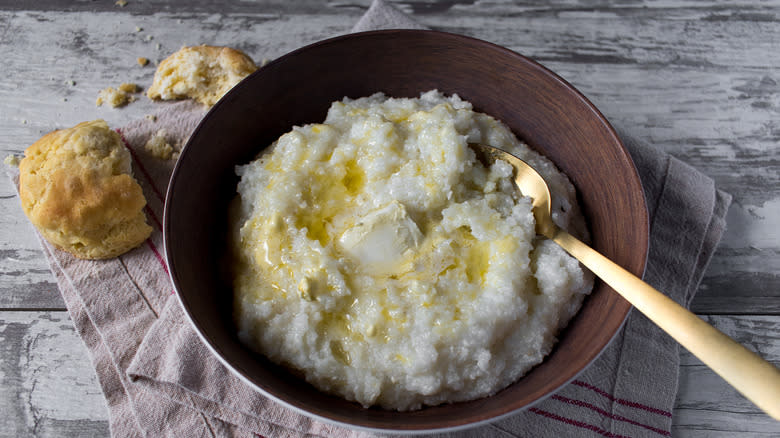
{"left": 469, "top": 142, "right": 780, "bottom": 420}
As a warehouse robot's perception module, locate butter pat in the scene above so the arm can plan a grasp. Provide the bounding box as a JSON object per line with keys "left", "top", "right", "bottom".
{"left": 338, "top": 201, "right": 422, "bottom": 275}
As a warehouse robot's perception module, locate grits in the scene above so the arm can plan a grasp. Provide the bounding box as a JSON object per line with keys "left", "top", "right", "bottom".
{"left": 231, "top": 91, "right": 593, "bottom": 411}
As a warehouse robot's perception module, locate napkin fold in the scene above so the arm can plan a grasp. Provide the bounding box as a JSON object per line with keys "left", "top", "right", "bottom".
{"left": 13, "top": 1, "right": 732, "bottom": 437}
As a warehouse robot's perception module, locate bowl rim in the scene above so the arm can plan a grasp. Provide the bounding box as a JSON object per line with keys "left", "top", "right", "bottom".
{"left": 164, "top": 29, "right": 649, "bottom": 433}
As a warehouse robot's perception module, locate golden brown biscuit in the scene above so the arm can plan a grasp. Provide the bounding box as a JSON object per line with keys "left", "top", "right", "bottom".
{"left": 19, "top": 120, "right": 152, "bottom": 259}
{"left": 146, "top": 45, "right": 257, "bottom": 106}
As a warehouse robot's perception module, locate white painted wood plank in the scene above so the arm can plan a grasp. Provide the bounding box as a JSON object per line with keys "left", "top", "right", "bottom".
{"left": 0, "top": 311, "right": 109, "bottom": 438}
{"left": 0, "top": 190, "right": 61, "bottom": 309}
{"left": 6, "top": 0, "right": 780, "bottom": 14}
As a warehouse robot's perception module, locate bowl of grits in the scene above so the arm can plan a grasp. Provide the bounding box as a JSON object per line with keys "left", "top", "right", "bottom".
{"left": 164, "top": 30, "right": 648, "bottom": 432}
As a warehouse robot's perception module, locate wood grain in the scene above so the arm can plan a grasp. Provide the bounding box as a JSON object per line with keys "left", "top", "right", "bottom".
{"left": 0, "top": 311, "right": 109, "bottom": 438}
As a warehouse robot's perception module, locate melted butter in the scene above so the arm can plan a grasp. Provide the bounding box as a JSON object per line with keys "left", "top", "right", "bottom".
{"left": 394, "top": 353, "right": 409, "bottom": 364}
{"left": 493, "top": 236, "right": 517, "bottom": 257}
{"left": 241, "top": 213, "right": 305, "bottom": 301}
{"left": 262, "top": 134, "right": 312, "bottom": 174}
{"left": 464, "top": 238, "right": 491, "bottom": 284}
{"left": 314, "top": 284, "right": 407, "bottom": 350}
{"left": 319, "top": 308, "right": 376, "bottom": 365}
{"left": 342, "top": 159, "right": 365, "bottom": 195}
{"left": 290, "top": 155, "right": 365, "bottom": 246}
{"left": 319, "top": 311, "right": 351, "bottom": 338}
{"left": 295, "top": 211, "right": 331, "bottom": 246}
{"left": 413, "top": 227, "right": 490, "bottom": 286}
{"left": 381, "top": 306, "right": 407, "bottom": 326}
{"left": 330, "top": 340, "right": 351, "bottom": 365}
{"left": 297, "top": 277, "right": 317, "bottom": 301}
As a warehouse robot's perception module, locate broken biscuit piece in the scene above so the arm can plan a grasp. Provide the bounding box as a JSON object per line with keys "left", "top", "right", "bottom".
{"left": 146, "top": 45, "right": 257, "bottom": 106}
{"left": 144, "top": 129, "right": 175, "bottom": 160}
{"left": 96, "top": 83, "right": 141, "bottom": 108}
{"left": 18, "top": 120, "right": 152, "bottom": 259}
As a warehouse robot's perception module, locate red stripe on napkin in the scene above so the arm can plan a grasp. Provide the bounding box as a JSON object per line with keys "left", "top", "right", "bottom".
{"left": 146, "top": 239, "right": 168, "bottom": 275}
{"left": 572, "top": 380, "right": 673, "bottom": 417}
{"left": 144, "top": 205, "right": 163, "bottom": 231}
{"left": 529, "top": 407, "right": 632, "bottom": 438}
{"left": 552, "top": 395, "right": 671, "bottom": 436}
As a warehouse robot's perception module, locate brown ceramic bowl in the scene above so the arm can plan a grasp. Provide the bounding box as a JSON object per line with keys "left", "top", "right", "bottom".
{"left": 164, "top": 30, "right": 648, "bottom": 433}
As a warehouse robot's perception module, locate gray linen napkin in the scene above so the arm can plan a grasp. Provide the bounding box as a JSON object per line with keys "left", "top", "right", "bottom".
{"left": 11, "top": 1, "right": 732, "bottom": 436}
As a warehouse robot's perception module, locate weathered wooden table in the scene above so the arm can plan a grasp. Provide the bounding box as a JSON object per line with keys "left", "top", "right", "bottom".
{"left": 1, "top": 1, "right": 778, "bottom": 436}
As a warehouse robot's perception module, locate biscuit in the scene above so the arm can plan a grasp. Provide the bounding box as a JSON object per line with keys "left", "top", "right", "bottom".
{"left": 19, "top": 120, "right": 152, "bottom": 259}
{"left": 146, "top": 45, "right": 257, "bottom": 106}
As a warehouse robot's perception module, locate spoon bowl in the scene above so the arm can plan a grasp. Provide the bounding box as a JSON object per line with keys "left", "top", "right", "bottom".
{"left": 469, "top": 142, "right": 780, "bottom": 421}
{"left": 469, "top": 143, "right": 556, "bottom": 239}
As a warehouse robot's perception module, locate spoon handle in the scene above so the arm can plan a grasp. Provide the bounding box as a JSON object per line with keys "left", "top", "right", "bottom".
{"left": 551, "top": 228, "right": 780, "bottom": 420}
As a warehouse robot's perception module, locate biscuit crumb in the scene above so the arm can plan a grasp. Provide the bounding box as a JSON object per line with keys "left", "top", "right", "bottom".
{"left": 4, "top": 154, "right": 21, "bottom": 167}
{"left": 144, "top": 129, "right": 175, "bottom": 160}
{"left": 96, "top": 83, "right": 141, "bottom": 108}
{"left": 119, "top": 82, "right": 140, "bottom": 93}
{"left": 135, "top": 26, "right": 143, "bottom": 32}
{"left": 115, "top": 0, "right": 127, "bottom": 6}
{"left": 145, "top": 114, "right": 157, "bottom": 122}
{"left": 147, "top": 45, "right": 257, "bottom": 106}
{"left": 137, "top": 57, "right": 149, "bottom": 66}
{"left": 96, "top": 87, "right": 133, "bottom": 107}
